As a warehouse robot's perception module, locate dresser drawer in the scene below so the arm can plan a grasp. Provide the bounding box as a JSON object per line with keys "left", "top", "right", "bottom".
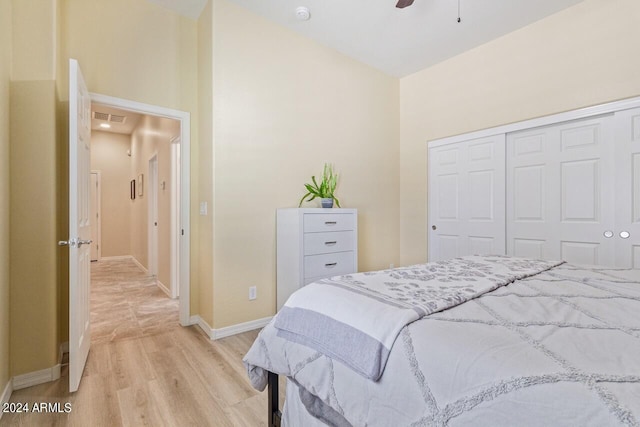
{"left": 303, "top": 213, "right": 355, "bottom": 233}
{"left": 304, "top": 231, "right": 355, "bottom": 255}
{"left": 304, "top": 251, "right": 355, "bottom": 279}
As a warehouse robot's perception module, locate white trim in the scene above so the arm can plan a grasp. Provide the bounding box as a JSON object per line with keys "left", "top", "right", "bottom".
{"left": 99, "top": 255, "right": 148, "bottom": 273}
{"left": 90, "top": 92, "right": 191, "bottom": 327}
{"left": 148, "top": 153, "right": 159, "bottom": 278}
{"left": 170, "top": 137, "right": 180, "bottom": 299}
{"left": 428, "top": 96, "right": 640, "bottom": 148}
{"left": 0, "top": 379, "right": 12, "bottom": 419}
{"left": 12, "top": 365, "right": 61, "bottom": 391}
{"left": 99, "top": 255, "right": 134, "bottom": 261}
{"left": 189, "top": 315, "right": 273, "bottom": 340}
{"left": 156, "top": 279, "right": 172, "bottom": 298}
{"left": 130, "top": 256, "right": 149, "bottom": 274}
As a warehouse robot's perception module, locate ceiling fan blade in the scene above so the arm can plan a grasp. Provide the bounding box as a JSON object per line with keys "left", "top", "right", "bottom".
{"left": 396, "top": 0, "right": 414, "bottom": 8}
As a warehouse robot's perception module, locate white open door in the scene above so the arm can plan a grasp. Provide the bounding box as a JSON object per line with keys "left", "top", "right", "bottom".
{"left": 65, "top": 59, "right": 92, "bottom": 392}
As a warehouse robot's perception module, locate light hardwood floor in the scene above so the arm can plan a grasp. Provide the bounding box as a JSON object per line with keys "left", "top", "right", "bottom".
{"left": 2, "top": 258, "right": 281, "bottom": 426}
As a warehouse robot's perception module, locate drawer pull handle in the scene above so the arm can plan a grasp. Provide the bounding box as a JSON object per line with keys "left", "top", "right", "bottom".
{"left": 325, "top": 262, "right": 338, "bottom": 268}
{"left": 324, "top": 241, "right": 337, "bottom": 246}
{"left": 324, "top": 221, "right": 337, "bottom": 225}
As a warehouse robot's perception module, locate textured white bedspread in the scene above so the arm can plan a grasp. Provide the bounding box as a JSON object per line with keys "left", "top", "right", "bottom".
{"left": 274, "top": 255, "right": 562, "bottom": 381}
{"left": 244, "top": 260, "right": 640, "bottom": 426}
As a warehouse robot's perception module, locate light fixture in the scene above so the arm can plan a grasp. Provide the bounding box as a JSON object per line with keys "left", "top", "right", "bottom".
{"left": 99, "top": 123, "right": 111, "bottom": 129}
{"left": 295, "top": 6, "right": 310, "bottom": 21}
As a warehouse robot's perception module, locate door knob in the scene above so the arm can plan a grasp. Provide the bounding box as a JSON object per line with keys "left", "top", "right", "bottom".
{"left": 77, "top": 239, "right": 93, "bottom": 247}
{"left": 58, "top": 238, "right": 92, "bottom": 248}
{"left": 432, "top": 225, "right": 437, "bottom": 231}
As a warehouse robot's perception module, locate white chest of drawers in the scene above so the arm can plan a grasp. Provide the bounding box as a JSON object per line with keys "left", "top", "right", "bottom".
{"left": 276, "top": 208, "right": 358, "bottom": 311}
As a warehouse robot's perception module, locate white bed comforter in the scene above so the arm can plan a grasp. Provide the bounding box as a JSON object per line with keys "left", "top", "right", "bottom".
{"left": 244, "top": 259, "right": 640, "bottom": 426}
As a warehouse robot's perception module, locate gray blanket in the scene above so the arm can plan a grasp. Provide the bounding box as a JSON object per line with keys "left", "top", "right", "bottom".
{"left": 274, "top": 255, "right": 562, "bottom": 381}
{"left": 244, "top": 260, "right": 640, "bottom": 426}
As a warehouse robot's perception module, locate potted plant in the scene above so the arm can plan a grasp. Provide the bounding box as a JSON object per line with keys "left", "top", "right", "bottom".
{"left": 298, "top": 163, "right": 341, "bottom": 208}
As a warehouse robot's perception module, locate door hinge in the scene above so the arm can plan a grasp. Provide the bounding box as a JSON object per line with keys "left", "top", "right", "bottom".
{"left": 181, "top": 229, "right": 184, "bottom": 236}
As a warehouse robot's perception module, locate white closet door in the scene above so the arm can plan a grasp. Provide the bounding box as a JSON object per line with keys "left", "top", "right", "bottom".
{"left": 614, "top": 107, "right": 640, "bottom": 268}
{"left": 507, "top": 115, "right": 615, "bottom": 265}
{"left": 428, "top": 135, "right": 505, "bottom": 261}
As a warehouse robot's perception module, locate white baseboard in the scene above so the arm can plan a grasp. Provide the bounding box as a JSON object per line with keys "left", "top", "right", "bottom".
{"left": 100, "top": 255, "right": 134, "bottom": 261}
{"left": 12, "top": 364, "right": 61, "bottom": 391}
{"left": 0, "top": 378, "right": 12, "bottom": 420}
{"left": 12, "top": 341, "right": 67, "bottom": 392}
{"left": 130, "top": 257, "right": 148, "bottom": 274}
{"left": 190, "top": 315, "right": 272, "bottom": 340}
{"left": 100, "top": 256, "right": 149, "bottom": 274}
{"left": 156, "top": 279, "right": 172, "bottom": 298}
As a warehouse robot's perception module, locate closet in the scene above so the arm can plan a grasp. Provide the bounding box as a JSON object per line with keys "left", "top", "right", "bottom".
{"left": 428, "top": 101, "right": 640, "bottom": 269}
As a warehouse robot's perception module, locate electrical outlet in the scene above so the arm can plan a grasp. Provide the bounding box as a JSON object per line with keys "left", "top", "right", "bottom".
{"left": 249, "top": 286, "right": 257, "bottom": 300}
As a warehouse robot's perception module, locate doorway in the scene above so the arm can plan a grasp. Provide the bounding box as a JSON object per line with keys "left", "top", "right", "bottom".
{"left": 89, "top": 93, "right": 191, "bottom": 326}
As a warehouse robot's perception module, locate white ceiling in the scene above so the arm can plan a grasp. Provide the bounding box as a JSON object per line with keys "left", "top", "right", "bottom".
{"left": 151, "top": 0, "right": 583, "bottom": 77}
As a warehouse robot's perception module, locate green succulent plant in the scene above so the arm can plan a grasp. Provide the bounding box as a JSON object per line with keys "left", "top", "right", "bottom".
{"left": 298, "top": 163, "right": 341, "bottom": 208}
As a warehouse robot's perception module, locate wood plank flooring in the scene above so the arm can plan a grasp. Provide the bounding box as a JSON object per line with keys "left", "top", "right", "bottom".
{"left": 2, "top": 258, "right": 282, "bottom": 426}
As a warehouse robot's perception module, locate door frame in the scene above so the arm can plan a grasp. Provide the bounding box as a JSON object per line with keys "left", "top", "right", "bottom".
{"left": 170, "top": 136, "right": 180, "bottom": 298}
{"left": 148, "top": 153, "right": 159, "bottom": 277}
{"left": 91, "top": 93, "right": 191, "bottom": 326}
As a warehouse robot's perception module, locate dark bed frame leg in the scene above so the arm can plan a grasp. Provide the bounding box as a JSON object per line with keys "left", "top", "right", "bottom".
{"left": 268, "top": 371, "right": 282, "bottom": 427}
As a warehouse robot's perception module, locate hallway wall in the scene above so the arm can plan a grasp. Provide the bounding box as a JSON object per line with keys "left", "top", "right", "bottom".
{"left": 90, "top": 131, "right": 132, "bottom": 257}
{"left": 130, "top": 115, "right": 179, "bottom": 289}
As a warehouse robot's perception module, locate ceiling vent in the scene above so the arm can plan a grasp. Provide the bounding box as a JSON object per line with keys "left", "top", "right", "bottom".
{"left": 109, "top": 114, "right": 126, "bottom": 123}
{"left": 92, "top": 111, "right": 128, "bottom": 124}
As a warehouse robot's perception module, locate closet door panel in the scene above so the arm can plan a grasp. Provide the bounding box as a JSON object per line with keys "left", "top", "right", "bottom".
{"left": 430, "top": 145, "right": 466, "bottom": 261}
{"left": 614, "top": 107, "right": 640, "bottom": 268}
{"left": 428, "top": 135, "right": 505, "bottom": 261}
{"left": 556, "top": 118, "right": 615, "bottom": 266}
{"left": 465, "top": 137, "right": 506, "bottom": 257}
{"left": 507, "top": 116, "right": 615, "bottom": 266}
{"left": 507, "top": 128, "right": 558, "bottom": 260}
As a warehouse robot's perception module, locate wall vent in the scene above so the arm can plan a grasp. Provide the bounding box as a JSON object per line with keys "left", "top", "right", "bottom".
{"left": 92, "top": 111, "right": 128, "bottom": 124}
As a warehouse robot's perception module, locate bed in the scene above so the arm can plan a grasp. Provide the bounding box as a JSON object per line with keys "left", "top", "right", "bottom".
{"left": 243, "top": 255, "right": 640, "bottom": 426}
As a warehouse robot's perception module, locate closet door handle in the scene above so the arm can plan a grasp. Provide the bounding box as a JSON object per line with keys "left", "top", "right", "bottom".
{"left": 325, "top": 262, "right": 338, "bottom": 268}
{"left": 324, "top": 221, "right": 337, "bottom": 225}
{"left": 620, "top": 231, "right": 630, "bottom": 239}
{"left": 324, "top": 241, "right": 337, "bottom": 246}
{"left": 603, "top": 230, "right": 614, "bottom": 238}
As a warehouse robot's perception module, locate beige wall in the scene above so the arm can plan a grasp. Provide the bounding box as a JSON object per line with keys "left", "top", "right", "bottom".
{"left": 211, "top": 0, "right": 400, "bottom": 328}
{"left": 0, "top": 0, "right": 12, "bottom": 398}
{"left": 10, "top": 80, "right": 60, "bottom": 376}
{"left": 9, "top": 0, "right": 62, "bottom": 377}
{"left": 399, "top": 0, "right": 640, "bottom": 265}
{"left": 90, "top": 131, "right": 132, "bottom": 257}
{"left": 130, "top": 115, "right": 179, "bottom": 289}
{"left": 196, "top": 0, "right": 213, "bottom": 327}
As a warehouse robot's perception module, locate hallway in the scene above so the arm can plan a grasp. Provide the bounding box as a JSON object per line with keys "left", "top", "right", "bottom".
{"left": 2, "top": 259, "right": 274, "bottom": 426}
{"left": 91, "top": 258, "right": 179, "bottom": 344}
